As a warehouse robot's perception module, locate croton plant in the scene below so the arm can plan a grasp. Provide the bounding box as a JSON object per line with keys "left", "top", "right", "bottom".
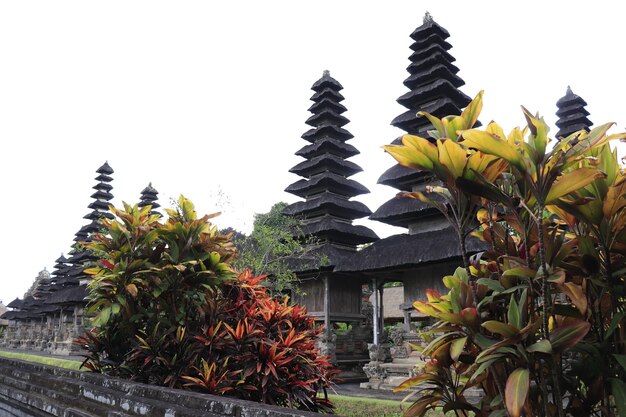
{"left": 385, "top": 92, "right": 626, "bottom": 417}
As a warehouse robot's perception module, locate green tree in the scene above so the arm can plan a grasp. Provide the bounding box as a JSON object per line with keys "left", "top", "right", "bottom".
{"left": 232, "top": 202, "right": 324, "bottom": 293}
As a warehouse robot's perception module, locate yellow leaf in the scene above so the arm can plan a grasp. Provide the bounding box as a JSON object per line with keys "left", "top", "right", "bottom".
{"left": 546, "top": 168, "right": 607, "bottom": 203}
{"left": 461, "top": 129, "right": 524, "bottom": 171}
{"left": 505, "top": 368, "right": 530, "bottom": 417}
{"left": 460, "top": 90, "right": 484, "bottom": 129}
{"left": 383, "top": 144, "right": 433, "bottom": 170}
{"left": 402, "top": 134, "right": 439, "bottom": 163}
{"left": 126, "top": 284, "right": 138, "bottom": 298}
{"left": 437, "top": 139, "right": 467, "bottom": 179}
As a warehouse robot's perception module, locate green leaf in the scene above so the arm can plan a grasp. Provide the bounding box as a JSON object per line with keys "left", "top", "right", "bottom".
{"left": 507, "top": 297, "right": 521, "bottom": 329}
{"left": 482, "top": 321, "right": 519, "bottom": 337}
{"left": 505, "top": 368, "right": 529, "bottom": 417}
{"left": 613, "top": 354, "right": 626, "bottom": 372}
{"left": 526, "top": 339, "right": 552, "bottom": 354}
{"left": 477, "top": 278, "right": 505, "bottom": 292}
{"left": 605, "top": 311, "right": 625, "bottom": 340}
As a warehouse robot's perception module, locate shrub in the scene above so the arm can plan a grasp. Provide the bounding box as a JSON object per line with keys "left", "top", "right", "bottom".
{"left": 385, "top": 92, "right": 626, "bottom": 417}
{"left": 76, "top": 196, "right": 336, "bottom": 413}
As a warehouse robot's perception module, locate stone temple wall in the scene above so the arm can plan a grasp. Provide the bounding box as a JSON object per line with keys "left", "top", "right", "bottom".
{"left": 0, "top": 357, "right": 325, "bottom": 417}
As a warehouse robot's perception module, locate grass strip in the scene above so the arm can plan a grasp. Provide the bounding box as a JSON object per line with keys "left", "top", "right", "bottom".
{"left": 0, "top": 349, "right": 83, "bottom": 371}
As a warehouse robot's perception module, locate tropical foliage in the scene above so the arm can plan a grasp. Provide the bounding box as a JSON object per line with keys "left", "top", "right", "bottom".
{"left": 385, "top": 92, "right": 626, "bottom": 417}
{"left": 76, "top": 196, "right": 336, "bottom": 413}
{"left": 231, "top": 202, "right": 325, "bottom": 293}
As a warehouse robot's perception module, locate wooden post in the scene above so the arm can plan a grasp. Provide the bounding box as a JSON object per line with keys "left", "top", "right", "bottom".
{"left": 403, "top": 310, "right": 411, "bottom": 332}
{"left": 323, "top": 275, "right": 330, "bottom": 334}
{"left": 372, "top": 277, "right": 379, "bottom": 345}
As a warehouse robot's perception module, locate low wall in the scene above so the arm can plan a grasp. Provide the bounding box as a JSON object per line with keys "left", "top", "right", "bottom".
{"left": 0, "top": 357, "right": 325, "bottom": 417}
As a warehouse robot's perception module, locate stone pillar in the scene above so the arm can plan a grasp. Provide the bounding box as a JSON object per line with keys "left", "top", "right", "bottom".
{"left": 379, "top": 285, "right": 384, "bottom": 336}
{"left": 403, "top": 310, "right": 411, "bottom": 332}
{"left": 371, "top": 277, "right": 379, "bottom": 346}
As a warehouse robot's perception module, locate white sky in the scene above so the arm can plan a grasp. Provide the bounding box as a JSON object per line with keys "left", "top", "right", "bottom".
{"left": 2, "top": 1, "right": 625, "bottom": 304}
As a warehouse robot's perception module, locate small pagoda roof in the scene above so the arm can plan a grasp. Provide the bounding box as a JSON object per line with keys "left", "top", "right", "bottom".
{"left": 93, "top": 182, "right": 113, "bottom": 192}
{"left": 410, "top": 33, "right": 451, "bottom": 52}
{"left": 408, "top": 43, "right": 455, "bottom": 65}
{"left": 377, "top": 164, "right": 430, "bottom": 191}
{"left": 335, "top": 228, "right": 484, "bottom": 272}
{"left": 1, "top": 310, "right": 31, "bottom": 320}
{"left": 301, "top": 124, "right": 354, "bottom": 143}
{"left": 44, "top": 285, "right": 88, "bottom": 305}
{"left": 403, "top": 64, "right": 464, "bottom": 90}
{"left": 140, "top": 183, "right": 158, "bottom": 195}
{"left": 310, "top": 87, "right": 345, "bottom": 103}
{"left": 96, "top": 161, "right": 114, "bottom": 175}
{"left": 7, "top": 298, "right": 23, "bottom": 309}
{"left": 95, "top": 173, "right": 113, "bottom": 182}
{"left": 397, "top": 78, "right": 471, "bottom": 109}
{"left": 410, "top": 13, "right": 450, "bottom": 41}
{"left": 308, "top": 98, "right": 347, "bottom": 115}
{"left": 289, "top": 154, "right": 363, "bottom": 178}
{"left": 55, "top": 254, "right": 68, "bottom": 263}
{"left": 406, "top": 51, "right": 459, "bottom": 75}
{"left": 285, "top": 173, "right": 369, "bottom": 198}
{"left": 88, "top": 200, "right": 112, "bottom": 211}
{"left": 370, "top": 195, "right": 441, "bottom": 228}
{"left": 305, "top": 109, "right": 350, "bottom": 128}
{"left": 283, "top": 192, "right": 372, "bottom": 220}
{"left": 391, "top": 97, "right": 467, "bottom": 133}
{"left": 301, "top": 217, "right": 378, "bottom": 246}
{"left": 295, "top": 137, "right": 360, "bottom": 159}
{"left": 90, "top": 190, "right": 114, "bottom": 201}
{"left": 311, "top": 70, "right": 343, "bottom": 92}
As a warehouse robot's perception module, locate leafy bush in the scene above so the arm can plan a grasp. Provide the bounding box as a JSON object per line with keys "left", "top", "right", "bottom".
{"left": 385, "top": 92, "right": 626, "bottom": 417}
{"left": 76, "top": 196, "right": 336, "bottom": 413}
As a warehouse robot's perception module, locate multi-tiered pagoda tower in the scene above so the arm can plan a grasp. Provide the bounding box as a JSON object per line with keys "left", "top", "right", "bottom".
{"left": 284, "top": 71, "right": 377, "bottom": 335}
{"left": 138, "top": 183, "right": 160, "bottom": 215}
{"left": 337, "top": 14, "right": 483, "bottom": 333}
{"left": 556, "top": 87, "right": 592, "bottom": 139}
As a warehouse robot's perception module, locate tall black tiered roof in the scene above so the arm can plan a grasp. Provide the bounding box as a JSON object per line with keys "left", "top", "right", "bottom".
{"left": 139, "top": 183, "right": 161, "bottom": 215}
{"left": 556, "top": 87, "right": 592, "bottom": 139}
{"left": 372, "top": 13, "right": 472, "bottom": 228}
{"left": 284, "top": 71, "right": 377, "bottom": 266}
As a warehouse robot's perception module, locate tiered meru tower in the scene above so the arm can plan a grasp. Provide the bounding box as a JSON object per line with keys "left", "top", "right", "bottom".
{"left": 337, "top": 14, "right": 482, "bottom": 323}
{"left": 139, "top": 183, "right": 161, "bottom": 216}
{"left": 556, "top": 86, "right": 592, "bottom": 139}
{"left": 284, "top": 71, "right": 378, "bottom": 329}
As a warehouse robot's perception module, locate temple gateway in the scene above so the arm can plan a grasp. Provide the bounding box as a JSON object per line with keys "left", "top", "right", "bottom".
{"left": 1, "top": 14, "right": 592, "bottom": 390}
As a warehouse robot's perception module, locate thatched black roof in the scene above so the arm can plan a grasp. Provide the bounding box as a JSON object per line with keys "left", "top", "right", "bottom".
{"left": 308, "top": 98, "right": 347, "bottom": 115}
{"left": 335, "top": 228, "right": 485, "bottom": 272}
{"left": 286, "top": 243, "right": 357, "bottom": 274}
{"left": 305, "top": 109, "right": 350, "bottom": 128}
{"left": 377, "top": 164, "right": 429, "bottom": 191}
{"left": 295, "top": 137, "right": 359, "bottom": 159}
{"left": 93, "top": 182, "right": 113, "bottom": 192}
{"left": 7, "top": 298, "right": 23, "bottom": 309}
{"left": 289, "top": 154, "right": 362, "bottom": 178}
{"left": 90, "top": 190, "right": 114, "bottom": 200}
{"left": 139, "top": 182, "right": 161, "bottom": 214}
{"left": 301, "top": 124, "right": 354, "bottom": 143}
{"left": 44, "top": 285, "right": 88, "bottom": 305}
{"left": 283, "top": 192, "right": 372, "bottom": 219}
{"left": 404, "top": 63, "right": 464, "bottom": 90}
{"left": 311, "top": 70, "right": 343, "bottom": 92}
{"left": 95, "top": 173, "right": 113, "bottom": 182}
{"left": 397, "top": 79, "right": 470, "bottom": 109}
{"left": 97, "top": 161, "right": 114, "bottom": 175}
{"left": 410, "top": 12, "right": 450, "bottom": 40}
{"left": 1, "top": 310, "right": 31, "bottom": 320}
{"left": 55, "top": 254, "right": 68, "bottom": 263}
{"left": 301, "top": 216, "right": 378, "bottom": 246}
{"left": 370, "top": 195, "right": 440, "bottom": 227}
{"left": 285, "top": 173, "right": 369, "bottom": 198}
{"left": 556, "top": 87, "right": 592, "bottom": 139}
{"left": 310, "top": 87, "right": 344, "bottom": 103}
